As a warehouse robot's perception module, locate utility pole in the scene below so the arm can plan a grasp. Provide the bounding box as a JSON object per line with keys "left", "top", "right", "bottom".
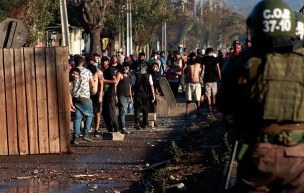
{"left": 118, "top": 1, "right": 121, "bottom": 53}
{"left": 60, "top": 0, "right": 70, "bottom": 52}
{"left": 209, "top": 0, "right": 213, "bottom": 11}
{"left": 126, "top": 0, "right": 133, "bottom": 56}
{"left": 162, "top": 3, "right": 167, "bottom": 59}
{"left": 200, "top": 0, "right": 203, "bottom": 48}
{"left": 181, "top": 0, "right": 186, "bottom": 48}
{"left": 200, "top": 0, "right": 203, "bottom": 21}
{"left": 194, "top": 0, "right": 196, "bottom": 19}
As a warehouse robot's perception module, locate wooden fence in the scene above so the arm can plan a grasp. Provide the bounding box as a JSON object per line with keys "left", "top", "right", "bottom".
{"left": 0, "top": 47, "right": 70, "bottom": 155}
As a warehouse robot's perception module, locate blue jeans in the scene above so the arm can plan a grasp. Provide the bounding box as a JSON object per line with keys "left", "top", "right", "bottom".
{"left": 127, "top": 98, "right": 133, "bottom": 113}
{"left": 73, "top": 99, "right": 94, "bottom": 138}
{"left": 118, "top": 95, "right": 130, "bottom": 128}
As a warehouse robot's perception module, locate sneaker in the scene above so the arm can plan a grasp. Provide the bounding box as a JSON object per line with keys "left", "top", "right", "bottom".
{"left": 94, "top": 130, "right": 100, "bottom": 137}
{"left": 135, "top": 124, "right": 141, "bottom": 130}
{"left": 72, "top": 137, "right": 79, "bottom": 145}
{"left": 121, "top": 127, "right": 130, "bottom": 134}
{"left": 212, "top": 108, "right": 218, "bottom": 114}
{"left": 82, "top": 134, "right": 93, "bottom": 142}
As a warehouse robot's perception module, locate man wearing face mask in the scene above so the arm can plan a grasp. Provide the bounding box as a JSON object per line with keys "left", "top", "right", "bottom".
{"left": 164, "top": 57, "right": 182, "bottom": 99}
{"left": 158, "top": 51, "right": 166, "bottom": 76}
{"left": 71, "top": 56, "right": 95, "bottom": 144}
{"left": 131, "top": 52, "right": 155, "bottom": 130}
{"left": 229, "top": 40, "right": 242, "bottom": 60}
{"left": 185, "top": 52, "right": 201, "bottom": 115}
{"left": 86, "top": 57, "right": 104, "bottom": 138}
{"left": 178, "top": 44, "right": 186, "bottom": 57}
{"left": 201, "top": 48, "right": 221, "bottom": 114}
{"left": 101, "top": 56, "right": 119, "bottom": 133}
{"left": 69, "top": 67, "right": 80, "bottom": 112}
{"left": 175, "top": 51, "right": 186, "bottom": 94}
{"left": 149, "top": 51, "right": 162, "bottom": 68}
{"left": 93, "top": 53, "right": 101, "bottom": 69}
{"left": 116, "top": 62, "right": 133, "bottom": 134}
{"left": 150, "top": 62, "right": 161, "bottom": 114}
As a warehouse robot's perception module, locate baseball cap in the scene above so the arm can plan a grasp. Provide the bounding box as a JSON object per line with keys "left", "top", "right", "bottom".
{"left": 124, "top": 56, "right": 131, "bottom": 62}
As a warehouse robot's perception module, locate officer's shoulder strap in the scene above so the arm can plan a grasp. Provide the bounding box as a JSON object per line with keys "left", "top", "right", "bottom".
{"left": 292, "top": 48, "right": 304, "bottom": 56}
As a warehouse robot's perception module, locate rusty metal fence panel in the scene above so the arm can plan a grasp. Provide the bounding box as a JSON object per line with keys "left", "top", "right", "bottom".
{"left": 0, "top": 47, "right": 70, "bottom": 155}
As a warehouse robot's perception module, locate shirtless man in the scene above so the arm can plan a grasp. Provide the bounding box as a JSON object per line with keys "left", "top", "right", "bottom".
{"left": 200, "top": 48, "right": 221, "bottom": 114}
{"left": 86, "top": 57, "right": 104, "bottom": 137}
{"left": 175, "top": 51, "right": 186, "bottom": 93}
{"left": 185, "top": 52, "right": 201, "bottom": 115}
{"left": 164, "top": 58, "right": 182, "bottom": 99}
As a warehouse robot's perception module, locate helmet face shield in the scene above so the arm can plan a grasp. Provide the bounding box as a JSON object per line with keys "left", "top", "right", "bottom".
{"left": 247, "top": 0, "right": 296, "bottom": 42}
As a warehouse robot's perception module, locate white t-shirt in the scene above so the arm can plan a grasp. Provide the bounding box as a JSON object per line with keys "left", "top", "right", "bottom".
{"left": 71, "top": 67, "right": 93, "bottom": 98}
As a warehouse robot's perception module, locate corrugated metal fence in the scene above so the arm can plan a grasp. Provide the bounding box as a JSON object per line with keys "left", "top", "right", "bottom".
{"left": 0, "top": 47, "right": 70, "bottom": 155}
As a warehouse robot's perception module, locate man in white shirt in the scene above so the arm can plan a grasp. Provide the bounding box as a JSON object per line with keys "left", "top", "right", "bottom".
{"left": 71, "top": 55, "right": 95, "bottom": 144}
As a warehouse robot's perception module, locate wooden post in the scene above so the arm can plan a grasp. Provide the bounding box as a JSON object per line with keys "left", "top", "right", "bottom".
{"left": 46, "top": 47, "right": 60, "bottom": 153}
{"left": 35, "top": 48, "right": 49, "bottom": 154}
{"left": 55, "top": 47, "right": 71, "bottom": 153}
{"left": 0, "top": 49, "right": 8, "bottom": 155}
{"left": 24, "top": 47, "right": 39, "bottom": 154}
{"left": 15, "top": 48, "right": 29, "bottom": 155}
{"left": 4, "top": 48, "right": 18, "bottom": 155}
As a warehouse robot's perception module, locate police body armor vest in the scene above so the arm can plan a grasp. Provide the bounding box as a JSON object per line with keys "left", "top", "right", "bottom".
{"left": 241, "top": 48, "right": 304, "bottom": 122}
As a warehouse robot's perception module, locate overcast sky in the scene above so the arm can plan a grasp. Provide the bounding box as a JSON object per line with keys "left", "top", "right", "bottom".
{"left": 224, "top": 0, "right": 302, "bottom": 12}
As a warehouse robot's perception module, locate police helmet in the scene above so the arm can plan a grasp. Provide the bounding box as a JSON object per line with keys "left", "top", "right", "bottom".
{"left": 295, "top": 12, "right": 304, "bottom": 40}
{"left": 246, "top": 0, "right": 296, "bottom": 42}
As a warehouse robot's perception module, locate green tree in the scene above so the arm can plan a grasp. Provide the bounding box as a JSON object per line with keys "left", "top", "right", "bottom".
{"left": 201, "top": 3, "right": 246, "bottom": 50}
{"left": 101, "top": 0, "right": 124, "bottom": 55}
{"left": 2, "top": 0, "right": 59, "bottom": 45}
{"left": 131, "top": 0, "right": 175, "bottom": 54}
{"left": 69, "top": 0, "right": 114, "bottom": 56}
{"left": 0, "top": 0, "right": 26, "bottom": 22}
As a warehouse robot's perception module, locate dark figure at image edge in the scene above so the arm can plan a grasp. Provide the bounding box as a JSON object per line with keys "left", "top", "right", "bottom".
{"left": 217, "top": 0, "right": 304, "bottom": 192}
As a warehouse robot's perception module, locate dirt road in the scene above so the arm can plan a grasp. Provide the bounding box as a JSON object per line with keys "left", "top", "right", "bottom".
{"left": 0, "top": 114, "right": 230, "bottom": 193}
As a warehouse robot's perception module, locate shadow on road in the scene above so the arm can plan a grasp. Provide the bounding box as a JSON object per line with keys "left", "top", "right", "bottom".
{"left": 121, "top": 93, "right": 233, "bottom": 193}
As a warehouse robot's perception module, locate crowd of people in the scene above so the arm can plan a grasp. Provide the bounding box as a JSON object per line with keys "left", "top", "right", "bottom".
{"left": 68, "top": 37, "right": 252, "bottom": 144}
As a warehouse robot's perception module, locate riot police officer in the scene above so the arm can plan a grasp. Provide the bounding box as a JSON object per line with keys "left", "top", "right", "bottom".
{"left": 217, "top": 0, "right": 304, "bottom": 192}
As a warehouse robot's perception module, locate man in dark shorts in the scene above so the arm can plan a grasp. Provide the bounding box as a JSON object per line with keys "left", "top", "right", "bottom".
{"left": 86, "top": 57, "right": 103, "bottom": 137}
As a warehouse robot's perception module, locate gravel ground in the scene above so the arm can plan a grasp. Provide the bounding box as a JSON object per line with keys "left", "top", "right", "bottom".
{"left": 0, "top": 107, "right": 233, "bottom": 193}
